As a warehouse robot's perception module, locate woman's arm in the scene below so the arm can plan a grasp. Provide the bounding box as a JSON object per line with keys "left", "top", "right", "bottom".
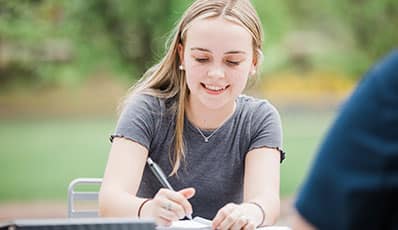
{"left": 212, "top": 147, "right": 281, "bottom": 230}
{"left": 99, "top": 137, "right": 149, "bottom": 217}
{"left": 99, "top": 137, "right": 195, "bottom": 226}
{"left": 243, "top": 147, "right": 281, "bottom": 226}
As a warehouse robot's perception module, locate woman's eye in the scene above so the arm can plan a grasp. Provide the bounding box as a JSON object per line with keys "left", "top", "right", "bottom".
{"left": 226, "top": 60, "right": 240, "bottom": 66}
{"left": 195, "top": 58, "right": 209, "bottom": 63}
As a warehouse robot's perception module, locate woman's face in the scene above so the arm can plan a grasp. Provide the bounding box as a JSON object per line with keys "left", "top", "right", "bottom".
{"left": 179, "top": 17, "right": 256, "bottom": 110}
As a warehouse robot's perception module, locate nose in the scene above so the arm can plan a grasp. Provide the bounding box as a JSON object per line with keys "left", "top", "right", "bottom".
{"left": 207, "top": 65, "right": 225, "bottom": 79}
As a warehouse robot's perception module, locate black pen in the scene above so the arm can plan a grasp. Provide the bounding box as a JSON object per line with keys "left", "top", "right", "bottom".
{"left": 147, "top": 157, "right": 193, "bottom": 220}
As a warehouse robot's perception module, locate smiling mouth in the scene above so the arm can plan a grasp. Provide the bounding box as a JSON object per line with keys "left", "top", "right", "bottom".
{"left": 201, "top": 83, "right": 230, "bottom": 93}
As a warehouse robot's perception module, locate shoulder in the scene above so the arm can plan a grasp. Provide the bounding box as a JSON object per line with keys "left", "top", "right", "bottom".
{"left": 237, "top": 94, "right": 280, "bottom": 121}
{"left": 122, "top": 92, "right": 175, "bottom": 115}
{"left": 124, "top": 93, "right": 162, "bottom": 108}
{"left": 236, "top": 95, "right": 282, "bottom": 139}
{"left": 356, "top": 50, "right": 398, "bottom": 100}
{"left": 370, "top": 50, "right": 398, "bottom": 96}
{"left": 237, "top": 95, "right": 284, "bottom": 158}
{"left": 372, "top": 49, "right": 398, "bottom": 84}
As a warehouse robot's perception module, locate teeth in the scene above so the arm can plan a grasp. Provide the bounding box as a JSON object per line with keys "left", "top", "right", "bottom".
{"left": 205, "top": 84, "right": 225, "bottom": 91}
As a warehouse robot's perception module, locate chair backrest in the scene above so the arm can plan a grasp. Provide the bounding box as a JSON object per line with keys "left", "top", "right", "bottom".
{"left": 67, "top": 178, "right": 103, "bottom": 218}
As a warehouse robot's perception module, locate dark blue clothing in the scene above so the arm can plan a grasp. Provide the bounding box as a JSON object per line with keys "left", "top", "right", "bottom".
{"left": 295, "top": 50, "right": 398, "bottom": 230}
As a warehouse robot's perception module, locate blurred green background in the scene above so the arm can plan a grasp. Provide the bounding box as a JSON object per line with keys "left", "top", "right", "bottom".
{"left": 0, "top": 0, "right": 397, "bottom": 209}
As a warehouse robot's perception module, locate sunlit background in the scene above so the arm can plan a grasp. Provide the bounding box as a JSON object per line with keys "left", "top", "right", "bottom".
{"left": 0, "top": 0, "right": 397, "bottom": 224}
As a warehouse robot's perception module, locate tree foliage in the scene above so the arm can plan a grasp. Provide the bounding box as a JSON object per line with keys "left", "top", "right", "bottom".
{"left": 0, "top": 0, "right": 397, "bottom": 88}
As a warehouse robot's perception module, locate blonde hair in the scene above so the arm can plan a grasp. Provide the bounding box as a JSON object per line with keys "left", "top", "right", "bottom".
{"left": 123, "top": 0, "right": 263, "bottom": 175}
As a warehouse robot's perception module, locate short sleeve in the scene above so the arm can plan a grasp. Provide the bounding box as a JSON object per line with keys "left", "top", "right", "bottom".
{"left": 248, "top": 101, "right": 285, "bottom": 162}
{"left": 110, "top": 94, "right": 161, "bottom": 150}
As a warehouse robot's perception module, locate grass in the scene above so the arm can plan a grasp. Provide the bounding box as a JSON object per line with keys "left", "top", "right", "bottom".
{"left": 0, "top": 111, "right": 335, "bottom": 202}
{"left": 279, "top": 111, "right": 335, "bottom": 196}
{"left": 0, "top": 117, "right": 116, "bottom": 201}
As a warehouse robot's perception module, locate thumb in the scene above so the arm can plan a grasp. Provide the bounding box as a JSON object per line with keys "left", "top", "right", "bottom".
{"left": 178, "top": 187, "right": 196, "bottom": 199}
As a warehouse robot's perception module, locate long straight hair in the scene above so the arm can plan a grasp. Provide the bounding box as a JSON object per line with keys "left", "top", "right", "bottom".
{"left": 122, "top": 0, "right": 264, "bottom": 175}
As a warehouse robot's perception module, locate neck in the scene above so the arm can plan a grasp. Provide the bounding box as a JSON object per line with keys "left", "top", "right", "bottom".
{"left": 185, "top": 97, "right": 236, "bottom": 130}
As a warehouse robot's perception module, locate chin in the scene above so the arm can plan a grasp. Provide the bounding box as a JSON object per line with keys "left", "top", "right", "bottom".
{"left": 199, "top": 96, "right": 233, "bottom": 110}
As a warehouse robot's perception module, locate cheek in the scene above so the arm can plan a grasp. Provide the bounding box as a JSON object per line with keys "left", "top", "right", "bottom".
{"left": 229, "top": 71, "right": 250, "bottom": 90}
{"left": 185, "top": 64, "right": 207, "bottom": 81}
{"left": 232, "top": 74, "right": 249, "bottom": 87}
{"left": 185, "top": 68, "right": 202, "bottom": 91}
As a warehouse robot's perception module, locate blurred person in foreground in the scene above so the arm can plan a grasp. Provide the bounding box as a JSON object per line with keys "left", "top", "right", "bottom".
{"left": 292, "top": 50, "right": 398, "bottom": 230}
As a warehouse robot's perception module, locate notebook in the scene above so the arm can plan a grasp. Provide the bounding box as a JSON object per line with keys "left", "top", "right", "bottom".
{"left": 157, "top": 217, "right": 211, "bottom": 230}
{"left": 157, "top": 217, "right": 291, "bottom": 230}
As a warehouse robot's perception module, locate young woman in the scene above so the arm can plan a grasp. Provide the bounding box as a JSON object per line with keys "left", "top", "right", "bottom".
{"left": 99, "top": 1, "right": 285, "bottom": 229}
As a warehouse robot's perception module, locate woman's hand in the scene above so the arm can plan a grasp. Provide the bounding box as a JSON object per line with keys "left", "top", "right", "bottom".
{"left": 141, "top": 187, "right": 195, "bottom": 226}
{"left": 212, "top": 203, "right": 257, "bottom": 230}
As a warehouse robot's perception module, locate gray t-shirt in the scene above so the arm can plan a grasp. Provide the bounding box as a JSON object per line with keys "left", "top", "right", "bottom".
{"left": 110, "top": 93, "right": 284, "bottom": 219}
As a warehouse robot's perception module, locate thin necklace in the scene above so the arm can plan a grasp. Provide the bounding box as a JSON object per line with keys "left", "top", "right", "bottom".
{"left": 195, "top": 125, "right": 223, "bottom": 143}
{"left": 191, "top": 102, "right": 237, "bottom": 143}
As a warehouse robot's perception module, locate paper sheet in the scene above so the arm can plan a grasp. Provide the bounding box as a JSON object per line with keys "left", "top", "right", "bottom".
{"left": 157, "top": 217, "right": 291, "bottom": 230}
{"left": 157, "top": 217, "right": 211, "bottom": 230}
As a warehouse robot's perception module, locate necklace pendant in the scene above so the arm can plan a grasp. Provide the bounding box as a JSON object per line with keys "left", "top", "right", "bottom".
{"left": 204, "top": 137, "right": 209, "bottom": 142}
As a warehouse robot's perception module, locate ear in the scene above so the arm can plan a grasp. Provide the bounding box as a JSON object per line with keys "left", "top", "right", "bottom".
{"left": 177, "top": 43, "right": 185, "bottom": 66}
{"left": 250, "top": 52, "right": 258, "bottom": 75}
{"left": 250, "top": 60, "right": 257, "bottom": 75}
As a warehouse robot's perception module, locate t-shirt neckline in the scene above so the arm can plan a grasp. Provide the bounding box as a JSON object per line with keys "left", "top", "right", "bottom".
{"left": 184, "top": 97, "right": 242, "bottom": 135}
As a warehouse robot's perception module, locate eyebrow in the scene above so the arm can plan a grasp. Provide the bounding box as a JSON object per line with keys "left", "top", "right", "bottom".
{"left": 190, "top": 47, "right": 246, "bottom": 54}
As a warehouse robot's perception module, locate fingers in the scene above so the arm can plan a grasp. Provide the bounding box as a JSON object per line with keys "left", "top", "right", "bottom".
{"left": 157, "top": 216, "right": 173, "bottom": 227}
{"left": 163, "top": 199, "right": 186, "bottom": 219}
{"left": 212, "top": 203, "right": 236, "bottom": 229}
{"left": 162, "top": 188, "right": 193, "bottom": 218}
{"left": 243, "top": 221, "right": 256, "bottom": 230}
{"left": 179, "top": 187, "right": 196, "bottom": 199}
{"left": 212, "top": 203, "right": 256, "bottom": 230}
{"left": 152, "top": 188, "right": 194, "bottom": 226}
{"left": 218, "top": 206, "right": 242, "bottom": 230}
{"left": 158, "top": 200, "right": 181, "bottom": 220}
{"left": 177, "top": 188, "right": 195, "bottom": 215}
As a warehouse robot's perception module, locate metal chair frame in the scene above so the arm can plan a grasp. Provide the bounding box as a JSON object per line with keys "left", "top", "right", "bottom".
{"left": 67, "top": 178, "right": 103, "bottom": 218}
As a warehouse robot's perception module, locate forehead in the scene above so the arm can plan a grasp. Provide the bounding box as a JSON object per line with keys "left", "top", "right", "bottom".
{"left": 184, "top": 17, "right": 253, "bottom": 53}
